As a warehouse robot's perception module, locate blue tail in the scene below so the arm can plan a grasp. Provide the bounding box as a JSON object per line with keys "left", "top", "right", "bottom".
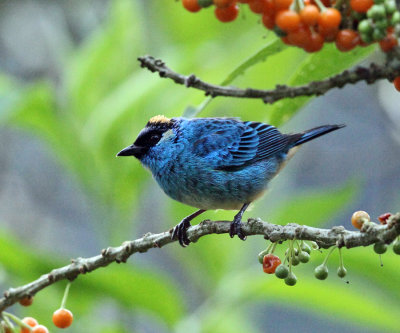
{"left": 293, "top": 124, "right": 345, "bottom": 146}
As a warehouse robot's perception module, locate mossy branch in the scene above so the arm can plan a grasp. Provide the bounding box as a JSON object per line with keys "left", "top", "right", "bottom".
{"left": 0, "top": 212, "right": 399, "bottom": 312}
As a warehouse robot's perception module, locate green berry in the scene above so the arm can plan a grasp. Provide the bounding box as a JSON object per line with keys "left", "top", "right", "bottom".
{"left": 375, "top": 18, "right": 389, "bottom": 29}
{"left": 301, "top": 243, "right": 311, "bottom": 254}
{"left": 314, "top": 264, "right": 329, "bottom": 280}
{"left": 310, "top": 241, "right": 319, "bottom": 250}
{"left": 393, "top": 239, "right": 400, "bottom": 255}
{"left": 391, "top": 11, "right": 400, "bottom": 25}
{"left": 284, "top": 272, "right": 297, "bottom": 286}
{"left": 372, "top": 28, "right": 386, "bottom": 41}
{"left": 197, "top": 0, "right": 213, "bottom": 7}
{"left": 373, "top": 242, "right": 387, "bottom": 254}
{"left": 275, "top": 264, "right": 290, "bottom": 279}
{"left": 367, "top": 5, "right": 386, "bottom": 20}
{"left": 298, "top": 251, "right": 310, "bottom": 263}
{"left": 291, "top": 255, "right": 300, "bottom": 266}
{"left": 358, "top": 19, "right": 373, "bottom": 34}
{"left": 360, "top": 32, "right": 373, "bottom": 43}
{"left": 337, "top": 266, "right": 347, "bottom": 278}
{"left": 384, "top": 0, "right": 397, "bottom": 14}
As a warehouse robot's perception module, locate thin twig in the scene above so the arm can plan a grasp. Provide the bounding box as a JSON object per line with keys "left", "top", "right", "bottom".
{"left": 137, "top": 53, "right": 400, "bottom": 104}
{"left": 0, "top": 213, "right": 399, "bottom": 312}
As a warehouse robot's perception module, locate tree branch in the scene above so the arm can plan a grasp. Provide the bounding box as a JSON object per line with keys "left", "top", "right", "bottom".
{"left": 137, "top": 53, "right": 400, "bottom": 104}
{"left": 1, "top": 213, "right": 399, "bottom": 312}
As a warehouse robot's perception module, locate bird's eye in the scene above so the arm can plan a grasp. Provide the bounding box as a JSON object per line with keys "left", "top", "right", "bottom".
{"left": 150, "top": 133, "right": 161, "bottom": 142}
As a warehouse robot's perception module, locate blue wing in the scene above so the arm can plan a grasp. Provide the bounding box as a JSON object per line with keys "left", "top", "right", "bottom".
{"left": 192, "top": 120, "right": 290, "bottom": 171}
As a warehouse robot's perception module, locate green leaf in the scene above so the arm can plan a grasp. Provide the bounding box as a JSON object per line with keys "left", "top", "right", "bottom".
{"left": 268, "top": 44, "right": 376, "bottom": 126}
{"left": 192, "top": 37, "right": 287, "bottom": 117}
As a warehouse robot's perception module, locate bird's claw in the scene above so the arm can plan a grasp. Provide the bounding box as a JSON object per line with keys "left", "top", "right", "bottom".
{"left": 171, "top": 218, "right": 191, "bottom": 247}
{"left": 229, "top": 219, "right": 247, "bottom": 241}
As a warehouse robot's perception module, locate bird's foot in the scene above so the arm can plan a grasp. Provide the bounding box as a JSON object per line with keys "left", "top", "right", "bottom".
{"left": 229, "top": 218, "right": 247, "bottom": 241}
{"left": 171, "top": 218, "right": 191, "bottom": 247}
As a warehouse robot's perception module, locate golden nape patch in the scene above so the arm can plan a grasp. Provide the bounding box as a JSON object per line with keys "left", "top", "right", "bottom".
{"left": 148, "top": 115, "right": 171, "bottom": 125}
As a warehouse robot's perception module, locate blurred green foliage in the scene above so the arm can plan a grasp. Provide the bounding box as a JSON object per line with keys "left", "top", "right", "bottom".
{"left": 0, "top": 0, "right": 396, "bottom": 332}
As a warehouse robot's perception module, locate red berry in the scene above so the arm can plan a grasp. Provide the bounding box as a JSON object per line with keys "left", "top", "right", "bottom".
{"left": 304, "top": 32, "right": 324, "bottom": 52}
{"left": 274, "top": 0, "right": 292, "bottom": 11}
{"left": 215, "top": 3, "right": 239, "bottom": 22}
{"left": 52, "top": 308, "right": 74, "bottom": 329}
{"left": 19, "top": 296, "right": 33, "bottom": 307}
{"left": 32, "top": 325, "right": 49, "bottom": 333}
{"left": 213, "top": 0, "right": 234, "bottom": 7}
{"left": 21, "top": 317, "right": 39, "bottom": 333}
{"left": 350, "top": 0, "right": 373, "bottom": 13}
{"left": 318, "top": 8, "right": 341, "bottom": 30}
{"left": 262, "top": 12, "right": 276, "bottom": 29}
{"left": 248, "top": 0, "right": 266, "bottom": 13}
{"left": 262, "top": 254, "right": 282, "bottom": 274}
{"left": 379, "top": 34, "right": 398, "bottom": 52}
{"left": 335, "top": 29, "right": 360, "bottom": 52}
{"left": 182, "top": 0, "right": 202, "bottom": 12}
{"left": 378, "top": 212, "right": 392, "bottom": 224}
{"left": 275, "top": 10, "right": 301, "bottom": 32}
{"left": 394, "top": 77, "right": 400, "bottom": 92}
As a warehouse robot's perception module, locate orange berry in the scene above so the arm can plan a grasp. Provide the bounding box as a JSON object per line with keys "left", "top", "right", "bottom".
{"left": 213, "top": 0, "right": 234, "bottom": 7}
{"left": 262, "top": 12, "right": 276, "bottom": 29}
{"left": 335, "top": 29, "right": 360, "bottom": 51}
{"left": 394, "top": 76, "right": 400, "bottom": 92}
{"left": 379, "top": 33, "right": 398, "bottom": 52}
{"left": 300, "top": 5, "right": 319, "bottom": 26}
{"left": 32, "top": 325, "right": 49, "bottom": 333}
{"left": 274, "top": 0, "right": 292, "bottom": 11}
{"left": 19, "top": 296, "right": 33, "bottom": 307}
{"left": 351, "top": 211, "right": 370, "bottom": 229}
{"left": 350, "top": 0, "right": 373, "bottom": 13}
{"left": 21, "top": 317, "right": 39, "bottom": 333}
{"left": 263, "top": 0, "right": 276, "bottom": 13}
{"left": 318, "top": 8, "right": 341, "bottom": 30}
{"left": 215, "top": 3, "right": 239, "bottom": 21}
{"left": 52, "top": 308, "right": 74, "bottom": 329}
{"left": 275, "top": 10, "right": 301, "bottom": 31}
{"left": 182, "top": 0, "right": 201, "bottom": 12}
{"left": 304, "top": 32, "right": 324, "bottom": 52}
{"left": 248, "top": 0, "right": 266, "bottom": 13}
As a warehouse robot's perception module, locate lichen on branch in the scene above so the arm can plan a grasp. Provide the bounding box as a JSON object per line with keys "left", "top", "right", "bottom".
{"left": 0, "top": 212, "right": 399, "bottom": 312}
{"left": 137, "top": 52, "right": 400, "bottom": 104}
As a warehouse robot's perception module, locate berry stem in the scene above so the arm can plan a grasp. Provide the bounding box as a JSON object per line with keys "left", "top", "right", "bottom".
{"left": 313, "top": 0, "right": 327, "bottom": 11}
{"left": 271, "top": 242, "right": 278, "bottom": 254}
{"left": 288, "top": 239, "right": 295, "bottom": 273}
{"left": 322, "top": 245, "right": 337, "bottom": 266}
{"left": 2, "top": 315, "right": 14, "bottom": 332}
{"left": 338, "top": 247, "right": 344, "bottom": 270}
{"left": 3, "top": 312, "right": 30, "bottom": 331}
{"left": 60, "top": 282, "right": 71, "bottom": 309}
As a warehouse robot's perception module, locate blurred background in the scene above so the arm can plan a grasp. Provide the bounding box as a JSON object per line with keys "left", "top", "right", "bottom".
{"left": 0, "top": 0, "right": 399, "bottom": 332}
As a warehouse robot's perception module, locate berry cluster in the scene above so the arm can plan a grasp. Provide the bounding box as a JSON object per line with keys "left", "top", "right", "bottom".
{"left": 181, "top": 0, "right": 400, "bottom": 90}
{"left": 351, "top": 210, "right": 400, "bottom": 255}
{"left": 258, "top": 210, "right": 399, "bottom": 284}
{"left": 1, "top": 283, "right": 74, "bottom": 332}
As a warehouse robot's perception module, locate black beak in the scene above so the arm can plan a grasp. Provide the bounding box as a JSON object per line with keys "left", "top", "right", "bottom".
{"left": 116, "top": 144, "right": 144, "bottom": 157}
